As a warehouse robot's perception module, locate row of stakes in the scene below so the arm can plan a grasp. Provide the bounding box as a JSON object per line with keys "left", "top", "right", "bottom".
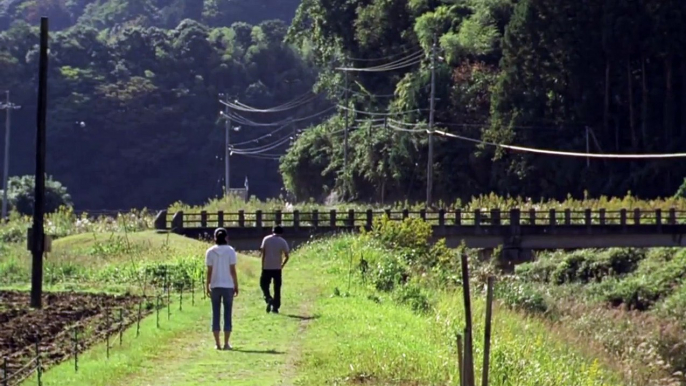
{"left": 2, "top": 275, "right": 209, "bottom": 386}
{"left": 3, "top": 261, "right": 495, "bottom": 386}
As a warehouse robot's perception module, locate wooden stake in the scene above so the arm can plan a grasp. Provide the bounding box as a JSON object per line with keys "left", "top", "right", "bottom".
{"left": 482, "top": 276, "right": 495, "bottom": 386}
{"left": 456, "top": 333, "right": 464, "bottom": 386}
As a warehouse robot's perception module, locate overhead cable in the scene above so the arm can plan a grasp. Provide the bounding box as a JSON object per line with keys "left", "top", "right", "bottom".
{"left": 336, "top": 50, "right": 425, "bottom": 72}
{"left": 220, "top": 92, "right": 320, "bottom": 113}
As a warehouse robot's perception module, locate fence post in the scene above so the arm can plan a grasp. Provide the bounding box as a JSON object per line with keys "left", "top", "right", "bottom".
{"left": 347, "top": 209, "right": 355, "bottom": 228}
{"left": 74, "top": 326, "right": 78, "bottom": 372}
{"left": 106, "top": 308, "right": 110, "bottom": 359}
{"left": 366, "top": 209, "right": 373, "bottom": 229}
{"left": 137, "top": 301, "right": 142, "bottom": 337}
{"left": 461, "top": 253, "right": 475, "bottom": 386}
{"left": 179, "top": 283, "right": 183, "bottom": 311}
{"left": 312, "top": 210, "right": 319, "bottom": 228}
{"left": 293, "top": 210, "right": 300, "bottom": 231}
{"left": 200, "top": 211, "right": 208, "bottom": 227}
{"left": 167, "top": 285, "right": 171, "bottom": 320}
{"left": 238, "top": 210, "right": 245, "bottom": 227}
{"left": 456, "top": 334, "right": 464, "bottom": 386}
{"left": 482, "top": 276, "right": 495, "bottom": 386}
{"left": 217, "top": 211, "right": 224, "bottom": 227}
{"left": 3, "top": 356, "right": 8, "bottom": 386}
{"left": 275, "top": 210, "right": 282, "bottom": 225}
{"left": 36, "top": 340, "right": 42, "bottom": 386}
{"left": 119, "top": 308, "right": 123, "bottom": 346}
{"left": 329, "top": 210, "right": 336, "bottom": 228}
{"left": 256, "top": 210, "right": 263, "bottom": 229}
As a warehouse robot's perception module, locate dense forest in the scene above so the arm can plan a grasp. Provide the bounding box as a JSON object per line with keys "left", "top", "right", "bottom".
{"left": 1, "top": 0, "right": 686, "bottom": 209}
{"left": 282, "top": 0, "right": 686, "bottom": 204}
{"left": 0, "top": 0, "right": 321, "bottom": 209}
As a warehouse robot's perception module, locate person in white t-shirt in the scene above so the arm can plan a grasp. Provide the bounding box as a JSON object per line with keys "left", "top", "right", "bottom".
{"left": 205, "top": 227, "right": 239, "bottom": 350}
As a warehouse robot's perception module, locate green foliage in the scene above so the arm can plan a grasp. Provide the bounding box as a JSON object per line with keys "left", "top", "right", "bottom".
{"left": 1, "top": 175, "right": 73, "bottom": 216}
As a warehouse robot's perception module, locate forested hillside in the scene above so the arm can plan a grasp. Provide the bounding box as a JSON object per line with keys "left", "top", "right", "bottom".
{"left": 2, "top": 0, "right": 686, "bottom": 210}
{"left": 0, "top": 0, "right": 320, "bottom": 209}
{"left": 282, "top": 0, "right": 686, "bottom": 204}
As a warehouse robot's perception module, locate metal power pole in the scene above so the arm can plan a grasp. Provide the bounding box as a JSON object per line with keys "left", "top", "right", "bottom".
{"left": 224, "top": 94, "right": 231, "bottom": 195}
{"left": 426, "top": 34, "right": 437, "bottom": 207}
{"left": 1, "top": 90, "right": 20, "bottom": 220}
{"left": 344, "top": 71, "right": 350, "bottom": 178}
{"left": 31, "top": 17, "right": 49, "bottom": 309}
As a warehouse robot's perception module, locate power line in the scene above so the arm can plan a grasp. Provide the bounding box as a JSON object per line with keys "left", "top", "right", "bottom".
{"left": 219, "top": 92, "right": 319, "bottom": 113}
{"left": 336, "top": 50, "right": 425, "bottom": 72}
{"left": 343, "top": 44, "right": 421, "bottom": 62}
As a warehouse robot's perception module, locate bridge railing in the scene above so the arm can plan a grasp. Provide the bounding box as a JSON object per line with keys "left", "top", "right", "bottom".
{"left": 153, "top": 208, "right": 686, "bottom": 230}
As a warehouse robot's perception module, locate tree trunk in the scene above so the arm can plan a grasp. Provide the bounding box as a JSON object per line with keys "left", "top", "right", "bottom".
{"left": 664, "top": 55, "right": 674, "bottom": 146}
{"left": 604, "top": 59, "right": 610, "bottom": 136}
{"left": 627, "top": 58, "right": 636, "bottom": 149}
{"left": 641, "top": 55, "right": 648, "bottom": 147}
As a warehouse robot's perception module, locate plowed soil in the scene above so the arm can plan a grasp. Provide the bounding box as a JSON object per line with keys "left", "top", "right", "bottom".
{"left": 0, "top": 291, "right": 151, "bottom": 383}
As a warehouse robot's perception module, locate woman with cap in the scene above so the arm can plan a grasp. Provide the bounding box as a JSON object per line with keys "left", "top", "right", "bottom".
{"left": 205, "top": 227, "right": 239, "bottom": 350}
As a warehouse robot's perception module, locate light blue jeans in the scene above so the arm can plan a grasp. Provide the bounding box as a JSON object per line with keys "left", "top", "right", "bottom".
{"left": 210, "top": 287, "right": 234, "bottom": 332}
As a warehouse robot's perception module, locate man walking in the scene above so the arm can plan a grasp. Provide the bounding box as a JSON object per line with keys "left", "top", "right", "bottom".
{"left": 205, "top": 227, "right": 239, "bottom": 350}
{"left": 260, "top": 225, "right": 290, "bottom": 314}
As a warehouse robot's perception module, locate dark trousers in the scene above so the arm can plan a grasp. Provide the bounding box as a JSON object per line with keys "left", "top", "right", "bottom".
{"left": 260, "top": 269, "right": 282, "bottom": 310}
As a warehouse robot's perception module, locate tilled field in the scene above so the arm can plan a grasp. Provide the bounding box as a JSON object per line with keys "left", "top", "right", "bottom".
{"left": 0, "top": 290, "right": 152, "bottom": 384}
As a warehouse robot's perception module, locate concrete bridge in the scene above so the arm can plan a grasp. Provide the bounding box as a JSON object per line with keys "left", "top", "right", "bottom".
{"left": 154, "top": 208, "right": 686, "bottom": 257}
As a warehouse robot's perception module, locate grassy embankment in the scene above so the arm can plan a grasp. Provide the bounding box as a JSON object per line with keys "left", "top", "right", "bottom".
{"left": 1, "top": 210, "right": 628, "bottom": 385}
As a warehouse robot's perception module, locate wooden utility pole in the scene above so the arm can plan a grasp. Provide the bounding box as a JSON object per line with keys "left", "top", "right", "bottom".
{"left": 426, "top": 34, "right": 437, "bottom": 206}
{"left": 31, "top": 16, "right": 49, "bottom": 309}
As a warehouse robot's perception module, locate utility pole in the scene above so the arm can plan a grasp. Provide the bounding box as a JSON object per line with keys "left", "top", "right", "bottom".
{"left": 344, "top": 71, "right": 350, "bottom": 179}
{"left": 31, "top": 17, "right": 49, "bottom": 309}
{"left": 223, "top": 94, "right": 231, "bottom": 195}
{"left": 1, "top": 90, "right": 21, "bottom": 220}
{"left": 426, "top": 34, "right": 437, "bottom": 207}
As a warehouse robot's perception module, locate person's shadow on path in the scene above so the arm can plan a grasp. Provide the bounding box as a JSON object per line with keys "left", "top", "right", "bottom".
{"left": 231, "top": 348, "right": 285, "bottom": 354}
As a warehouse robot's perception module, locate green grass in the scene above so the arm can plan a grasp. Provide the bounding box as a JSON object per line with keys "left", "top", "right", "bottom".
{"left": 290, "top": 237, "right": 625, "bottom": 386}
{"left": 6, "top": 227, "right": 631, "bottom": 386}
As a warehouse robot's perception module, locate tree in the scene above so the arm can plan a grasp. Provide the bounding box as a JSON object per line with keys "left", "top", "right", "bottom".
{"left": 1, "top": 175, "right": 73, "bottom": 216}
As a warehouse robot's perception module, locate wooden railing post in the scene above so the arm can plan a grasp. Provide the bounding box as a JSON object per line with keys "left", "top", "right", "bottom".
{"left": 529, "top": 208, "right": 536, "bottom": 225}
{"left": 154, "top": 210, "right": 167, "bottom": 230}
{"left": 455, "top": 209, "right": 461, "bottom": 226}
{"left": 599, "top": 209, "right": 606, "bottom": 225}
{"left": 510, "top": 209, "right": 520, "bottom": 227}
{"left": 669, "top": 208, "right": 676, "bottom": 224}
{"left": 385, "top": 209, "right": 392, "bottom": 220}
{"left": 620, "top": 209, "right": 627, "bottom": 230}
{"left": 584, "top": 209, "right": 592, "bottom": 226}
{"left": 366, "top": 209, "right": 373, "bottom": 229}
{"left": 218, "top": 211, "right": 225, "bottom": 227}
{"left": 200, "top": 211, "right": 207, "bottom": 228}
{"left": 491, "top": 209, "right": 500, "bottom": 225}
{"left": 564, "top": 209, "right": 571, "bottom": 225}
{"left": 293, "top": 210, "right": 300, "bottom": 231}
{"left": 548, "top": 209, "right": 556, "bottom": 227}
{"left": 633, "top": 208, "right": 641, "bottom": 225}
{"left": 402, "top": 209, "right": 409, "bottom": 219}
{"left": 330, "top": 210, "right": 337, "bottom": 228}
{"left": 275, "top": 210, "right": 282, "bottom": 225}
{"left": 312, "top": 210, "right": 319, "bottom": 228}
{"left": 171, "top": 211, "right": 184, "bottom": 232}
{"left": 655, "top": 209, "right": 662, "bottom": 231}
{"left": 474, "top": 210, "right": 481, "bottom": 227}
{"left": 238, "top": 211, "right": 244, "bottom": 227}
{"left": 348, "top": 209, "right": 355, "bottom": 228}
{"left": 256, "top": 210, "right": 263, "bottom": 229}
{"left": 438, "top": 209, "right": 445, "bottom": 227}
{"left": 420, "top": 209, "right": 426, "bottom": 221}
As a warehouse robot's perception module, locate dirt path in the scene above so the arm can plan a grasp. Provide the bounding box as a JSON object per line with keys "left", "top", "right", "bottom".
{"left": 107, "top": 259, "right": 322, "bottom": 386}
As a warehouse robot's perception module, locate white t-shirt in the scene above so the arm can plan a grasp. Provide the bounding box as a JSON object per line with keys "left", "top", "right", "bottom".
{"left": 205, "top": 244, "right": 237, "bottom": 289}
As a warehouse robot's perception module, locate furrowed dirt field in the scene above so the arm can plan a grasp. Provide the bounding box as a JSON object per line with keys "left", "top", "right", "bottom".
{"left": 0, "top": 291, "right": 153, "bottom": 383}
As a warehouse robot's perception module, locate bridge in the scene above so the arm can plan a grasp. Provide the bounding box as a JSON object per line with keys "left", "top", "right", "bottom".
{"left": 154, "top": 208, "right": 686, "bottom": 256}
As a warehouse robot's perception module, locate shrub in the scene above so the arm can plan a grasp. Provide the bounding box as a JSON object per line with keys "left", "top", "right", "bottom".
{"left": 3, "top": 175, "right": 72, "bottom": 216}
{"left": 393, "top": 282, "right": 432, "bottom": 314}
{"left": 602, "top": 251, "right": 686, "bottom": 310}
{"left": 497, "top": 279, "right": 548, "bottom": 314}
